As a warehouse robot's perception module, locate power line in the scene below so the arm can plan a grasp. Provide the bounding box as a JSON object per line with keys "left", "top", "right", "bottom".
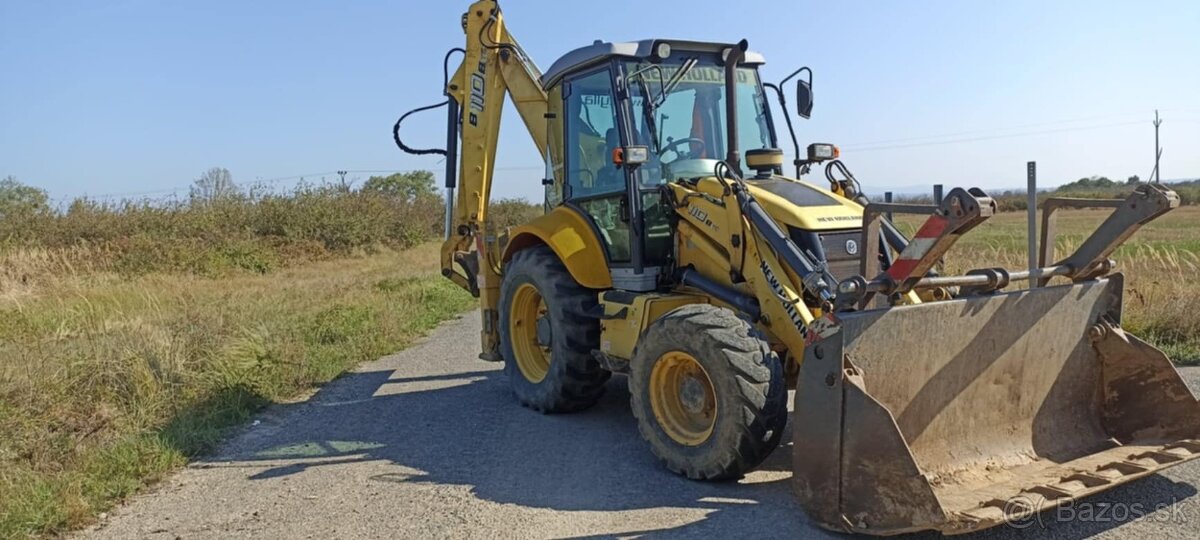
{"left": 53, "top": 168, "right": 434, "bottom": 204}
{"left": 843, "top": 120, "right": 1145, "bottom": 153}
{"left": 840, "top": 112, "right": 1148, "bottom": 148}
{"left": 35, "top": 112, "right": 1194, "bottom": 205}
{"left": 43, "top": 165, "right": 551, "bottom": 205}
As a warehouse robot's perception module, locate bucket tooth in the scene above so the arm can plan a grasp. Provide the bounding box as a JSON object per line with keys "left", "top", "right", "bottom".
{"left": 1129, "top": 450, "right": 1185, "bottom": 464}
{"left": 1059, "top": 472, "right": 1111, "bottom": 489}
{"left": 1166, "top": 440, "right": 1200, "bottom": 453}
{"left": 1024, "top": 485, "right": 1073, "bottom": 500}
{"left": 1099, "top": 461, "right": 1149, "bottom": 475}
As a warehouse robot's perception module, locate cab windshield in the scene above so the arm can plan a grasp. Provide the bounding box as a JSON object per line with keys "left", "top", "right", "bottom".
{"left": 627, "top": 57, "right": 774, "bottom": 186}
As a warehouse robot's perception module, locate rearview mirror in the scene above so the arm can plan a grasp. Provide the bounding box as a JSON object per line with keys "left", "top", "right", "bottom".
{"left": 796, "top": 79, "right": 813, "bottom": 119}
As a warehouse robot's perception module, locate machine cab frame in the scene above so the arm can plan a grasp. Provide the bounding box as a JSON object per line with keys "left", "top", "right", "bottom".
{"left": 541, "top": 40, "right": 779, "bottom": 291}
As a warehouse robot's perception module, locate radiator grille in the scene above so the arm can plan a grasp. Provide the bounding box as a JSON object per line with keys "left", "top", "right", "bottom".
{"left": 818, "top": 230, "right": 862, "bottom": 282}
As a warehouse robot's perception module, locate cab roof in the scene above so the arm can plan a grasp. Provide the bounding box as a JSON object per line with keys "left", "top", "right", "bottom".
{"left": 540, "top": 39, "right": 766, "bottom": 89}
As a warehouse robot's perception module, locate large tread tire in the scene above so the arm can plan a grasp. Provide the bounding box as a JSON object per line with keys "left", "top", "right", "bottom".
{"left": 630, "top": 303, "right": 787, "bottom": 481}
{"left": 498, "top": 245, "right": 610, "bottom": 413}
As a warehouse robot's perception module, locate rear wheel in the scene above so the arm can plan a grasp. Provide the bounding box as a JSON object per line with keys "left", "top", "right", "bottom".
{"left": 499, "top": 245, "right": 610, "bottom": 413}
{"left": 630, "top": 304, "right": 787, "bottom": 480}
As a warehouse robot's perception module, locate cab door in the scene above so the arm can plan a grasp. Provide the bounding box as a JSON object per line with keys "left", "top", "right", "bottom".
{"left": 561, "top": 68, "right": 634, "bottom": 265}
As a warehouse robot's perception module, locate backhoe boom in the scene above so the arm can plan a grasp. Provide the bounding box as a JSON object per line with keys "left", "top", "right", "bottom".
{"left": 443, "top": 1, "right": 549, "bottom": 357}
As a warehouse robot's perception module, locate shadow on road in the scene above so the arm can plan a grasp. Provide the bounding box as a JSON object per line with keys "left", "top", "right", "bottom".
{"left": 200, "top": 366, "right": 1198, "bottom": 539}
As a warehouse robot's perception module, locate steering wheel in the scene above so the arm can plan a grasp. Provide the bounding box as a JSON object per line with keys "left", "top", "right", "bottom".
{"left": 659, "top": 137, "right": 706, "bottom": 163}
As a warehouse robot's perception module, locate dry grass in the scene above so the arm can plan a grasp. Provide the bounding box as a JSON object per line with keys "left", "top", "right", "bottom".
{"left": 895, "top": 205, "right": 1200, "bottom": 363}
{"left": 0, "top": 178, "right": 540, "bottom": 538}
{"left": 0, "top": 243, "right": 475, "bottom": 538}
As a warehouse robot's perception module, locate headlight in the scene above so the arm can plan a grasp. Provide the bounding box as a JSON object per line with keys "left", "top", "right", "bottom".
{"left": 807, "top": 143, "right": 840, "bottom": 162}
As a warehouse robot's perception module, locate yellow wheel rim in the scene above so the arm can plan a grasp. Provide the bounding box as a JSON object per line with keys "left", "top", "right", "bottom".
{"left": 509, "top": 283, "right": 552, "bottom": 383}
{"left": 649, "top": 351, "right": 717, "bottom": 446}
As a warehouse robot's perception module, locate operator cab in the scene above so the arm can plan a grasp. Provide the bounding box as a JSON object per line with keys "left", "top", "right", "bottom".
{"left": 540, "top": 39, "right": 779, "bottom": 291}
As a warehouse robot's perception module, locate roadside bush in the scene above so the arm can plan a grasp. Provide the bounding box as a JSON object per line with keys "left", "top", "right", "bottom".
{"left": 488, "top": 197, "right": 543, "bottom": 230}
{"left": 0, "top": 176, "right": 456, "bottom": 278}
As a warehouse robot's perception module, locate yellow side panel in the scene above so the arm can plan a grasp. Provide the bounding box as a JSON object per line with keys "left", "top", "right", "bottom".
{"left": 599, "top": 292, "right": 709, "bottom": 360}
{"left": 502, "top": 206, "right": 612, "bottom": 289}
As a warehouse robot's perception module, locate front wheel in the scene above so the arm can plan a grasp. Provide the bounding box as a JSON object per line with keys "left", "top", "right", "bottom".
{"left": 629, "top": 304, "right": 787, "bottom": 480}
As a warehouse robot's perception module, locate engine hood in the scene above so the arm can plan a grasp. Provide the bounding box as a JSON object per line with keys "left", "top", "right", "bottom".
{"left": 744, "top": 176, "right": 863, "bottom": 231}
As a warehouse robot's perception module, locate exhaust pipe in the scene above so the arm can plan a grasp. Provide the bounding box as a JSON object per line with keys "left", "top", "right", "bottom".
{"left": 723, "top": 39, "right": 748, "bottom": 178}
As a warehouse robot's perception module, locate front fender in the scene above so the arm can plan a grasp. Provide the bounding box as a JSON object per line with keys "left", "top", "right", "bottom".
{"left": 502, "top": 205, "right": 612, "bottom": 289}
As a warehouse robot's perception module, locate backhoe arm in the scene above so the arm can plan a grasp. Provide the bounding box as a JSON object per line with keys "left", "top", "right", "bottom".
{"left": 443, "top": 1, "right": 549, "bottom": 358}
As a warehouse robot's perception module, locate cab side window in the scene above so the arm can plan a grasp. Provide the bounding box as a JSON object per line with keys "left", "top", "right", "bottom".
{"left": 565, "top": 70, "right": 622, "bottom": 199}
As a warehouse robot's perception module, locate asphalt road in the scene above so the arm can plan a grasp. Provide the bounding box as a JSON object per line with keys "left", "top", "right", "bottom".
{"left": 84, "top": 313, "right": 1200, "bottom": 539}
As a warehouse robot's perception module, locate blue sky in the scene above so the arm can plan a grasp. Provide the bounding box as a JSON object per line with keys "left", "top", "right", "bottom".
{"left": 2, "top": 0, "right": 1197, "bottom": 204}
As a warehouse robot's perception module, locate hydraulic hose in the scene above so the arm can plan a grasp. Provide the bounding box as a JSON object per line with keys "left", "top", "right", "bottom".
{"left": 393, "top": 47, "right": 465, "bottom": 157}
{"left": 393, "top": 101, "right": 450, "bottom": 156}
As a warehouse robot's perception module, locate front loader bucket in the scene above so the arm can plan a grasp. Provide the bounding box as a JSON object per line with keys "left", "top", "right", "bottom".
{"left": 793, "top": 275, "right": 1200, "bottom": 535}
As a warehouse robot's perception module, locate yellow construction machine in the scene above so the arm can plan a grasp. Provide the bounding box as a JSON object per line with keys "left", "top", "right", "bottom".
{"left": 394, "top": 1, "right": 1200, "bottom": 534}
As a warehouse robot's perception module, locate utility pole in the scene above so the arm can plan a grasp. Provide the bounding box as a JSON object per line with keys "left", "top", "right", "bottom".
{"left": 1152, "top": 111, "right": 1163, "bottom": 184}
{"left": 337, "top": 170, "right": 349, "bottom": 191}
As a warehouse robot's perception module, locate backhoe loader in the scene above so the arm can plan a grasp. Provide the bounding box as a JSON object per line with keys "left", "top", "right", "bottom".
{"left": 393, "top": 1, "right": 1200, "bottom": 534}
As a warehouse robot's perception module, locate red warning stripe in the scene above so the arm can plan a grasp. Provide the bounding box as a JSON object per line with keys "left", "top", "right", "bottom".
{"left": 886, "top": 258, "right": 921, "bottom": 282}
{"left": 912, "top": 214, "right": 950, "bottom": 240}
{"left": 886, "top": 214, "right": 950, "bottom": 282}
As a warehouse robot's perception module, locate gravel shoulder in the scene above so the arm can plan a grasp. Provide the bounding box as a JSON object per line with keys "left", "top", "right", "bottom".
{"left": 83, "top": 313, "right": 1200, "bottom": 539}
